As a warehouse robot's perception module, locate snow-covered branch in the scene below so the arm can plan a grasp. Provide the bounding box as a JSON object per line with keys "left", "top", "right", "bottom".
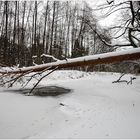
{"left": 41, "top": 54, "right": 60, "bottom": 62}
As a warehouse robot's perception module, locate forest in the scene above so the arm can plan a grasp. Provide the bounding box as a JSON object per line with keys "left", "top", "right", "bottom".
{"left": 0, "top": 1, "right": 106, "bottom": 67}
{"left": 0, "top": 1, "right": 140, "bottom": 138}
{"left": 0, "top": 0, "right": 139, "bottom": 72}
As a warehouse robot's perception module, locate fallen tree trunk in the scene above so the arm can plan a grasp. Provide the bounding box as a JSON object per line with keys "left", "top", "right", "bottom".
{"left": 1, "top": 48, "right": 140, "bottom": 74}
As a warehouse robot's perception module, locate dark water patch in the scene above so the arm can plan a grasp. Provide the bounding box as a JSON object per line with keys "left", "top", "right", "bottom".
{"left": 6, "top": 86, "right": 72, "bottom": 97}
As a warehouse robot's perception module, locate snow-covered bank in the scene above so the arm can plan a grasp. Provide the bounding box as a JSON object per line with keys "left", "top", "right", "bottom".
{"left": 0, "top": 71, "right": 140, "bottom": 138}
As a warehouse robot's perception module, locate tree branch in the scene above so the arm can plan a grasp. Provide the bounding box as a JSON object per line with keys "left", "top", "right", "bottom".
{"left": 28, "top": 66, "right": 58, "bottom": 95}
{"left": 84, "top": 20, "right": 132, "bottom": 48}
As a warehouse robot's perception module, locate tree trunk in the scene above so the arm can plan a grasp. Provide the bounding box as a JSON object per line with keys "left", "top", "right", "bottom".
{"left": 13, "top": 1, "right": 17, "bottom": 46}
{"left": 43, "top": 1, "right": 49, "bottom": 52}
{"left": 50, "top": 1, "right": 56, "bottom": 55}
{"left": 1, "top": 48, "right": 140, "bottom": 74}
{"left": 20, "top": 1, "right": 26, "bottom": 66}
{"left": 4, "top": 1, "right": 8, "bottom": 64}
{"left": 34, "top": 1, "right": 37, "bottom": 55}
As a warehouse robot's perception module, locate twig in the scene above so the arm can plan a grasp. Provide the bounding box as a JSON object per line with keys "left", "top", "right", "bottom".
{"left": 127, "top": 77, "right": 136, "bottom": 85}
{"left": 22, "top": 66, "right": 52, "bottom": 88}
{"left": 27, "top": 66, "right": 58, "bottom": 95}
{"left": 112, "top": 73, "right": 136, "bottom": 84}
{"left": 112, "top": 73, "right": 127, "bottom": 83}
{"left": 8, "top": 70, "right": 34, "bottom": 88}
{"left": 0, "top": 70, "right": 33, "bottom": 87}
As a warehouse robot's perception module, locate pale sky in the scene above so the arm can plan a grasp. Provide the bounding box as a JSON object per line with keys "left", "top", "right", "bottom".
{"left": 85, "top": 0, "right": 130, "bottom": 45}
{"left": 86, "top": 0, "right": 120, "bottom": 28}
{"left": 43, "top": 0, "right": 119, "bottom": 28}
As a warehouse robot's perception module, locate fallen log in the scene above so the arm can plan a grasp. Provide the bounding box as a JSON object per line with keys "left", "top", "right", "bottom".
{"left": 0, "top": 48, "right": 140, "bottom": 74}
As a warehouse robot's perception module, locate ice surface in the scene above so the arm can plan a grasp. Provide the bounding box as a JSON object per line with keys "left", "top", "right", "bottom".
{"left": 0, "top": 70, "right": 140, "bottom": 138}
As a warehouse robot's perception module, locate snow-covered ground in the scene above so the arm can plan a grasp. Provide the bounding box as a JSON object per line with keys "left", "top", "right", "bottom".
{"left": 0, "top": 70, "right": 140, "bottom": 139}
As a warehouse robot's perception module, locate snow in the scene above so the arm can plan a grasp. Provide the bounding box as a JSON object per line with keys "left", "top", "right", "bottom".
{"left": 32, "top": 56, "right": 37, "bottom": 58}
{"left": 0, "top": 70, "right": 140, "bottom": 138}
{"left": 116, "top": 46, "right": 134, "bottom": 52}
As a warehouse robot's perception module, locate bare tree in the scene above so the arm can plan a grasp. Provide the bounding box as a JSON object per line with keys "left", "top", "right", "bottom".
{"left": 94, "top": 0, "right": 140, "bottom": 49}
{"left": 13, "top": 1, "right": 17, "bottom": 46}
{"left": 3, "top": 1, "right": 8, "bottom": 64}
{"left": 50, "top": 1, "right": 56, "bottom": 55}
{"left": 43, "top": 1, "right": 49, "bottom": 53}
